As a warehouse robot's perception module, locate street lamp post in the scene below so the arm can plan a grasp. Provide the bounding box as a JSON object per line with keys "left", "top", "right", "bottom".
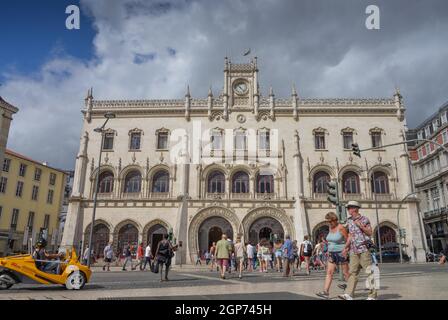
{"left": 86, "top": 112, "right": 116, "bottom": 268}
{"left": 397, "top": 192, "right": 418, "bottom": 264}
{"left": 356, "top": 164, "right": 391, "bottom": 264}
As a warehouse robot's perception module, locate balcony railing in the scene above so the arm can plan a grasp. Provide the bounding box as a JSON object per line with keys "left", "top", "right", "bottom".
{"left": 205, "top": 192, "right": 226, "bottom": 200}
{"left": 256, "top": 193, "right": 276, "bottom": 200}
{"left": 97, "top": 193, "right": 114, "bottom": 200}
{"left": 423, "top": 207, "right": 448, "bottom": 219}
{"left": 372, "top": 193, "right": 394, "bottom": 201}
{"left": 231, "top": 193, "right": 252, "bottom": 200}
{"left": 312, "top": 193, "right": 328, "bottom": 200}
{"left": 121, "top": 192, "right": 142, "bottom": 199}
{"left": 342, "top": 193, "right": 363, "bottom": 201}
{"left": 149, "top": 192, "right": 170, "bottom": 199}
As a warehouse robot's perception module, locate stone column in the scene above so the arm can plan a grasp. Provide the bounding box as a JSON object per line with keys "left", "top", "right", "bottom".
{"left": 174, "top": 134, "right": 189, "bottom": 265}
{"left": 60, "top": 131, "right": 89, "bottom": 250}
{"left": 293, "top": 131, "right": 308, "bottom": 241}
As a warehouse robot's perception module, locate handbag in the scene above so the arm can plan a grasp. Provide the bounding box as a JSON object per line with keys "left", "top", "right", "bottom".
{"left": 150, "top": 261, "right": 159, "bottom": 274}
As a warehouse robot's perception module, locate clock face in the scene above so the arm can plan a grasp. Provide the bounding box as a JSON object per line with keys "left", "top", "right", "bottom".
{"left": 233, "top": 81, "right": 248, "bottom": 95}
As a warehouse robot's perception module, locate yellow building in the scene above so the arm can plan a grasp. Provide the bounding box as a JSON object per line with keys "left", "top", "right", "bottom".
{"left": 0, "top": 149, "right": 66, "bottom": 256}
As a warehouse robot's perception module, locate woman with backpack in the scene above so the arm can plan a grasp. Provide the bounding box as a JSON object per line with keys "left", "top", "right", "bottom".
{"left": 300, "top": 235, "right": 313, "bottom": 275}
{"left": 154, "top": 234, "right": 177, "bottom": 282}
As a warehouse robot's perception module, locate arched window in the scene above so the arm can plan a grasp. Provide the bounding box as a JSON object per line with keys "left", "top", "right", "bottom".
{"left": 124, "top": 171, "right": 142, "bottom": 193}
{"left": 232, "top": 171, "right": 249, "bottom": 193}
{"left": 257, "top": 174, "right": 274, "bottom": 193}
{"left": 152, "top": 170, "right": 169, "bottom": 193}
{"left": 98, "top": 171, "right": 114, "bottom": 193}
{"left": 342, "top": 171, "right": 360, "bottom": 194}
{"left": 371, "top": 171, "right": 389, "bottom": 194}
{"left": 208, "top": 171, "right": 225, "bottom": 193}
{"left": 313, "top": 171, "right": 331, "bottom": 193}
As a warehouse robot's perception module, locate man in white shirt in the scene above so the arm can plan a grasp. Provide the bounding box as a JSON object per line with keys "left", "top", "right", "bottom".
{"left": 103, "top": 242, "right": 114, "bottom": 271}
{"left": 142, "top": 243, "right": 152, "bottom": 270}
{"left": 246, "top": 243, "right": 254, "bottom": 272}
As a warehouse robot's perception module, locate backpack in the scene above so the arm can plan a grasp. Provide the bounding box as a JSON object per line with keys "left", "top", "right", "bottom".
{"left": 305, "top": 241, "right": 312, "bottom": 253}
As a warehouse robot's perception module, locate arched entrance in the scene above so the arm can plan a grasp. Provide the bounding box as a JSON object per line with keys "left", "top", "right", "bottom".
{"left": 84, "top": 223, "right": 110, "bottom": 259}
{"left": 117, "top": 224, "right": 139, "bottom": 257}
{"left": 198, "top": 217, "right": 234, "bottom": 255}
{"left": 375, "top": 225, "right": 398, "bottom": 250}
{"left": 313, "top": 224, "right": 330, "bottom": 244}
{"left": 248, "top": 217, "right": 284, "bottom": 245}
{"left": 259, "top": 227, "right": 273, "bottom": 241}
{"left": 147, "top": 224, "right": 167, "bottom": 256}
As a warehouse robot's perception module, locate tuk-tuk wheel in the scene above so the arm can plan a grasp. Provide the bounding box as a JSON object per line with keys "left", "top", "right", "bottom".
{"left": 65, "top": 271, "right": 86, "bottom": 290}
{"left": 0, "top": 272, "right": 15, "bottom": 290}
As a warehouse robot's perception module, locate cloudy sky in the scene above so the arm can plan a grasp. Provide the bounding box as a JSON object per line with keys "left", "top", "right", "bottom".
{"left": 1, "top": 0, "right": 447, "bottom": 170}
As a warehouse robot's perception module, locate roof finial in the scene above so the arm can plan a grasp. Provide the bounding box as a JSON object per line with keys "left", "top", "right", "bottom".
{"left": 394, "top": 86, "right": 401, "bottom": 97}
{"left": 292, "top": 84, "right": 297, "bottom": 96}
{"left": 185, "top": 85, "right": 191, "bottom": 97}
{"left": 208, "top": 86, "right": 213, "bottom": 97}
{"left": 269, "top": 86, "right": 274, "bottom": 97}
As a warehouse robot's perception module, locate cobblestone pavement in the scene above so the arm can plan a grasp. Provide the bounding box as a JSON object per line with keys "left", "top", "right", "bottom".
{"left": 1, "top": 263, "right": 446, "bottom": 300}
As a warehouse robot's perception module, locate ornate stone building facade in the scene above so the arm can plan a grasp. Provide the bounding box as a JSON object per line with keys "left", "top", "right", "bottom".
{"left": 407, "top": 101, "right": 448, "bottom": 253}
{"left": 61, "top": 57, "right": 426, "bottom": 263}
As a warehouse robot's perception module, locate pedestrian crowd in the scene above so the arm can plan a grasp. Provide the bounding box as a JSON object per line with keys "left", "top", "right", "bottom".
{"left": 79, "top": 201, "right": 381, "bottom": 299}
{"left": 199, "top": 200, "right": 380, "bottom": 300}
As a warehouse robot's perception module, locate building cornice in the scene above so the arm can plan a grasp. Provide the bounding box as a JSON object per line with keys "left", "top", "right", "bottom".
{"left": 0, "top": 96, "right": 19, "bottom": 114}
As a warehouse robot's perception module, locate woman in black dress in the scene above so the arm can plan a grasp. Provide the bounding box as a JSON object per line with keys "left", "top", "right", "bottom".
{"left": 155, "top": 234, "right": 177, "bottom": 281}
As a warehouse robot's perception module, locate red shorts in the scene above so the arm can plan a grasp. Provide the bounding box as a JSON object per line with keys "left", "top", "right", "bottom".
{"left": 217, "top": 259, "right": 229, "bottom": 268}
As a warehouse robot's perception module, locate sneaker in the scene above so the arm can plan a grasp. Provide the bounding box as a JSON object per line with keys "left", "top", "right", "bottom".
{"left": 366, "top": 297, "right": 376, "bottom": 300}
{"left": 122, "top": 269, "right": 127, "bottom": 271}
{"left": 338, "top": 284, "right": 347, "bottom": 290}
{"left": 316, "top": 291, "right": 330, "bottom": 299}
{"left": 338, "top": 294, "right": 353, "bottom": 300}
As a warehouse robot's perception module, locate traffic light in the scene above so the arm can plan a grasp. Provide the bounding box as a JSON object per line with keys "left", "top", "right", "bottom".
{"left": 338, "top": 205, "right": 347, "bottom": 224}
{"left": 168, "top": 228, "right": 173, "bottom": 241}
{"left": 352, "top": 143, "right": 361, "bottom": 158}
{"left": 399, "top": 228, "right": 406, "bottom": 238}
{"left": 326, "top": 181, "right": 339, "bottom": 206}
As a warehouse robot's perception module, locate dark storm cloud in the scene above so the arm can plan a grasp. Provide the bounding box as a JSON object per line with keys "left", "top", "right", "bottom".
{"left": 1, "top": 0, "right": 447, "bottom": 169}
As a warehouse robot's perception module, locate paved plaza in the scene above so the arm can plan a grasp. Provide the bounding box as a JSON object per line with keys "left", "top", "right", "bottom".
{"left": 1, "top": 263, "right": 447, "bottom": 300}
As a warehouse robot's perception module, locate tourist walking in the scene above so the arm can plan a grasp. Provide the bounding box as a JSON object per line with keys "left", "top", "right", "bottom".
{"left": 215, "top": 234, "right": 232, "bottom": 279}
{"left": 122, "top": 243, "right": 134, "bottom": 271}
{"left": 102, "top": 242, "right": 114, "bottom": 271}
{"left": 260, "top": 240, "right": 271, "bottom": 273}
{"left": 209, "top": 242, "right": 217, "bottom": 272}
{"left": 274, "top": 239, "right": 283, "bottom": 272}
{"left": 312, "top": 239, "right": 325, "bottom": 271}
{"left": 234, "top": 236, "right": 246, "bottom": 279}
{"left": 300, "top": 236, "right": 313, "bottom": 275}
{"left": 205, "top": 251, "right": 211, "bottom": 265}
{"left": 292, "top": 240, "right": 300, "bottom": 272}
{"left": 134, "top": 242, "right": 144, "bottom": 270}
{"left": 339, "top": 200, "right": 377, "bottom": 300}
{"left": 142, "top": 243, "right": 152, "bottom": 270}
{"left": 195, "top": 250, "right": 202, "bottom": 265}
{"left": 246, "top": 242, "right": 254, "bottom": 272}
{"left": 155, "top": 234, "right": 177, "bottom": 281}
{"left": 316, "top": 212, "right": 350, "bottom": 299}
{"left": 82, "top": 246, "right": 90, "bottom": 266}
{"left": 282, "top": 235, "right": 294, "bottom": 277}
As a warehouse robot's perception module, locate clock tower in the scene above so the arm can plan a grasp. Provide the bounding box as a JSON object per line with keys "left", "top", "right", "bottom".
{"left": 223, "top": 57, "right": 259, "bottom": 113}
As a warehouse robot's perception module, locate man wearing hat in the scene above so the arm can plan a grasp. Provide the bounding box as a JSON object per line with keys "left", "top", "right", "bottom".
{"left": 339, "top": 201, "right": 377, "bottom": 300}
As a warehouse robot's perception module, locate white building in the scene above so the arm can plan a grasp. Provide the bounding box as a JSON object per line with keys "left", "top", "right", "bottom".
{"left": 61, "top": 57, "right": 426, "bottom": 263}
